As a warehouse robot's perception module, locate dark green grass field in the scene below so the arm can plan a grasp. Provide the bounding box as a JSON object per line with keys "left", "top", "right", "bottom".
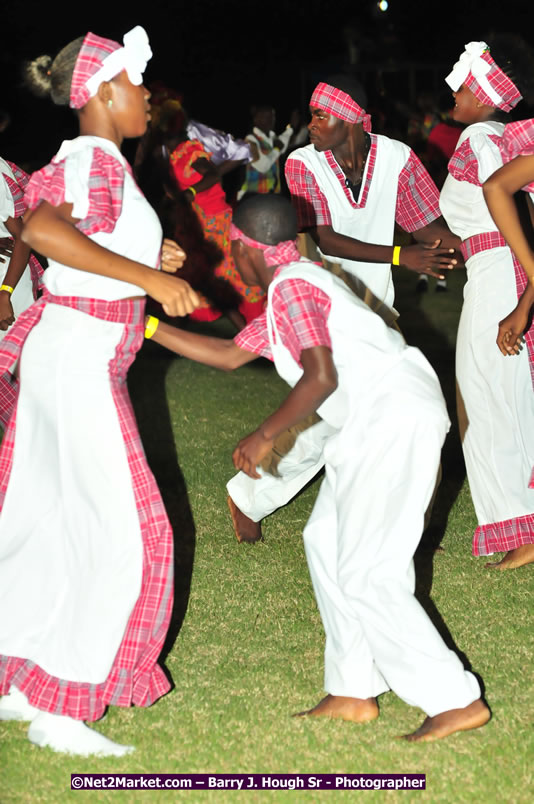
{"left": 2, "top": 267, "right": 534, "bottom": 803}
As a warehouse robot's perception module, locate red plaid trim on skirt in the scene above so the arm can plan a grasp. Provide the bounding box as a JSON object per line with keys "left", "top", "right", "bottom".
{"left": 0, "top": 292, "right": 173, "bottom": 720}
{"left": 473, "top": 512, "right": 534, "bottom": 556}
{"left": 0, "top": 374, "right": 17, "bottom": 430}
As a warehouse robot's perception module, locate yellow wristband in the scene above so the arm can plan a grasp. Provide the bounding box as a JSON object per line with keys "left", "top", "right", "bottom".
{"left": 392, "top": 246, "right": 401, "bottom": 266}
{"left": 0, "top": 284, "right": 14, "bottom": 294}
{"left": 188, "top": 186, "right": 197, "bottom": 198}
{"left": 144, "top": 315, "right": 160, "bottom": 339}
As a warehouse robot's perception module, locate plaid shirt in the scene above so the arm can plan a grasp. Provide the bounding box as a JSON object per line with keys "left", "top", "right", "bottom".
{"left": 447, "top": 134, "right": 502, "bottom": 186}
{"left": 235, "top": 267, "right": 332, "bottom": 366}
{"left": 25, "top": 147, "right": 131, "bottom": 237}
{"left": 285, "top": 140, "right": 439, "bottom": 232}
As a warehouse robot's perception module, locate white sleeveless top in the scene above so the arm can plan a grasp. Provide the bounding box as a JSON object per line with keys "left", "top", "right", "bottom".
{"left": 288, "top": 137, "right": 410, "bottom": 307}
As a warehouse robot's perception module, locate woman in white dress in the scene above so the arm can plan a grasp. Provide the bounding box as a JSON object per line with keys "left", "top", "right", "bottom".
{"left": 0, "top": 27, "right": 198, "bottom": 756}
{"left": 440, "top": 37, "right": 534, "bottom": 569}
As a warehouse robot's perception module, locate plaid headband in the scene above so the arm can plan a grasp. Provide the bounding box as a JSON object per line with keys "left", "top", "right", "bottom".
{"left": 70, "top": 25, "right": 152, "bottom": 110}
{"left": 230, "top": 224, "right": 301, "bottom": 268}
{"left": 445, "top": 41, "right": 522, "bottom": 113}
{"left": 310, "top": 82, "right": 372, "bottom": 132}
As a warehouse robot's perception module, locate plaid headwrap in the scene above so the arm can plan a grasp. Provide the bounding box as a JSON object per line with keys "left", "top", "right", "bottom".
{"left": 230, "top": 223, "right": 301, "bottom": 267}
{"left": 70, "top": 25, "right": 152, "bottom": 110}
{"left": 445, "top": 41, "right": 522, "bottom": 113}
{"left": 310, "top": 82, "right": 372, "bottom": 132}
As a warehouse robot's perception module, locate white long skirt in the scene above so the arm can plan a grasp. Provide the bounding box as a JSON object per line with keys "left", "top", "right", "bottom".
{"left": 0, "top": 304, "right": 143, "bottom": 683}
{"left": 456, "top": 247, "right": 534, "bottom": 554}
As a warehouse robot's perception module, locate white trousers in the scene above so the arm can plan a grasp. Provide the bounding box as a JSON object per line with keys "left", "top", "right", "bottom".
{"left": 303, "top": 395, "right": 480, "bottom": 717}
{"left": 226, "top": 419, "right": 334, "bottom": 522}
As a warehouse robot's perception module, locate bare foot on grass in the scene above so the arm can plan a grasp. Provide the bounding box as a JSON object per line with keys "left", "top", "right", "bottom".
{"left": 294, "top": 694, "right": 379, "bottom": 723}
{"left": 227, "top": 496, "right": 262, "bottom": 543}
{"left": 485, "top": 543, "right": 534, "bottom": 570}
{"left": 402, "top": 699, "right": 490, "bottom": 742}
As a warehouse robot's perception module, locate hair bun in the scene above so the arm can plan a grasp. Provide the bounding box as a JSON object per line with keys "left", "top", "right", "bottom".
{"left": 25, "top": 55, "right": 54, "bottom": 98}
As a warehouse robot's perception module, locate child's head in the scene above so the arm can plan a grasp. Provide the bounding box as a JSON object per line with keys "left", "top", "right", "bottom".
{"left": 445, "top": 35, "right": 534, "bottom": 125}
{"left": 231, "top": 195, "right": 299, "bottom": 287}
{"left": 233, "top": 194, "right": 297, "bottom": 245}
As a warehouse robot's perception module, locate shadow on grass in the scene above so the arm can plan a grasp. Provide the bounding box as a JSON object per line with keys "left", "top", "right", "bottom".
{"left": 128, "top": 338, "right": 196, "bottom": 677}
{"left": 397, "top": 276, "right": 466, "bottom": 543}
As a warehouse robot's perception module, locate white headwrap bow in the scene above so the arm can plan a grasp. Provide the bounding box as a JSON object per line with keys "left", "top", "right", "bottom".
{"left": 85, "top": 25, "right": 152, "bottom": 97}
{"left": 445, "top": 41, "right": 503, "bottom": 106}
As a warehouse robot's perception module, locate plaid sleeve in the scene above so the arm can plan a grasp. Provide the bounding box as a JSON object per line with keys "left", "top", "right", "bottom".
{"left": 271, "top": 278, "right": 332, "bottom": 365}
{"left": 285, "top": 157, "right": 332, "bottom": 228}
{"left": 395, "top": 149, "right": 440, "bottom": 232}
{"left": 25, "top": 147, "right": 126, "bottom": 236}
{"left": 234, "top": 310, "right": 273, "bottom": 360}
{"left": 78, "top": 147, "right": 126, "bottom": 236}
{"left": 501, "top": 120, "right": 534, "bottom": 160}
{"left": 234, "top": 279, "right": 332, "bottom": 366}
{"left": 447, "top": 133, "right": 502, "bottom": 187}
{"left": 5, "top": 160, "right": 30, "bottom": 191}
{"left": 25, "top": 160, "right": 67, "bottom": 210}
{"left": 2, "top": 161, "right": 29, "bottom": 219}
{"left": 447, "top": 138, "right": 482, "bottom": 186}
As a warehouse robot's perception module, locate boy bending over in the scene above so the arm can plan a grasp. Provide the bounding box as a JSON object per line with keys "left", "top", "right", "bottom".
{"left": 148, "top": 194, "right": 489, "bottom": 740}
